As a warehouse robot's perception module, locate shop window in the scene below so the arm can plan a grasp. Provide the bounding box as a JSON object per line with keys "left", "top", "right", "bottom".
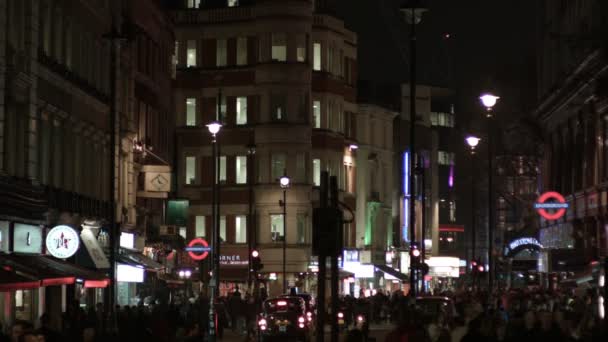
{"left": 270, "top": 214, "right": 284, "bottom": 242}
{"left": 237, "top": 37, "right": 247, "bottom": 65}
{"left": 216, "top": 39, "right": 227, "bottom": 67}
{"left": 195, "top": 216, "right": 206, "bottom": 237}
{"left": 15, "top": 290, "right": 32, "bottom": 321}
{"left": 186, "top": 98, "right": 196, "bottom": 126}
{"left": 271, "top": 154, "right": 286, "bottom": 181}
{"left": 236, "top": 156, "right": 247, "bottom": 184}
{"left": 297, "top": 213, "right": 307, "bottom": 244}
{"left": 236, "top": 97, "right": 247, "bottom": 125}
{"left": 235, "top": 215, "right": 247, "bottom": 243}
{"left": 219, "top": 156, "right": 227, "bottom": 183}
{"left": 187, "top": 40, "right": 197, "bottom": 67}
{"left": 313, "top": 159, "right": 321, "bottom": 186}
{"left": 220, "top": 216, "right": 226, "bottom": 242}
{"left": 271, "top": 33, "right": 287, "bottom": 62}
{"left": 313, "top": 100, "right": 321, "bottom": 128}
{"left": 186, "top": 156, "right": 196, "bottom": 184}
{"left": 296, "top": 34, "right": 307, "bottom": 62}
{"left": 313, "top": 43, "right": 321, "bottom": 71}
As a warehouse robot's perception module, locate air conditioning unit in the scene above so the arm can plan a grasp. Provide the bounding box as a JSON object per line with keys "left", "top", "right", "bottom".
{"left": 159, "top": 225, "right": 178, "bottom": 235}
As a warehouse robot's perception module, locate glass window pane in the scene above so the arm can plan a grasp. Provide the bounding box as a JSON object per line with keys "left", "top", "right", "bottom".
{"left": 313, "top": 100, "right": 321, "bottom": 128}
{"left": 237, "top": 37, "right": 247, "bottom": 65}
{"left": 271, "top": 154, "right": 286, "bottom": 181}
{"left": 235, "top": 215, "right": 247, "bottom": 243}
{"left": 216, "top": 96, "right": 227, "bottom": 123}
{"left": 270, "top": 214, "right": 284, "bottom": 242}
{"left": 219, "top": 156, "right": 227, "bottom": 182}
{"left": 228, "top": 0, "right": 239, "bottom": 7}
{"left": 187, "top": 40, "right": 196, "bottom": 67}
{"left": 271, "top": 33, "right": 287, "bottom": 62}
{"left": 313, "top": 43, "right": 321, "bottom": 71}
{"left": 313, "top": 159, "right": 321, "bottom": 186}
{"left": 297, "top": 213, "right": 306, "bottom": 244}
{"left": 236, "top": 156, "right": 247, "bottom": 184}
{"left": 195, "top": 216, "right": 205, "bottom": 237}
{"left": 186, "top": 156, "right": 196, "bottom": 184}
{"left": 217, "top": 39, "right": 227, "bottom": 67}
{"left": 296, "top": 34, "right": 306, "bottom": 62}
{"left": 220, "top": 216, "right": 226, "bottom": 242}
{"left": 186, "top": 98, "right": 196, "bottom": 126}
{"left": 236, "top": 97, "right": 248, "bottom": 125}
{"left": 271, "top": 94, "right": 286, "bottom": 121}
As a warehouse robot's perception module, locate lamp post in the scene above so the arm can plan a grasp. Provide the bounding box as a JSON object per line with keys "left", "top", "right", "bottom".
{"left": 400, "top": 0, "right": 427, "bottom": 297}
{"left": 206, "top": 121, "right": 222, "bottom": 342}
{"left": 465, "top": 136, "right": 481, "bottom": 278}
{"left": 279, "top": 170, "right": 291, "bottom": 294}
{"left": 247, "top": 142, "right": 256, "bottom": 291}
{"left": 479, "top": 93, "right": 499, "bottom": 290}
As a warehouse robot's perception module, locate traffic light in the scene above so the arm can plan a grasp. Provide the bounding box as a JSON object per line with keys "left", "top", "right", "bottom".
{"left": 410, "top": 242, "right": 421, "bottom": 265}
{"left": 251, "top": 249, "right": 263, "bottom": 272}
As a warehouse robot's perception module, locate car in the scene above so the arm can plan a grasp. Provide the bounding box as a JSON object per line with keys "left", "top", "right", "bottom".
{"left": 415, "top": 296, "right": 457, "bottom": 321}
{"left": 280, "top": 293, "right": 316, "bottom": 324}
{"left": 258, "top": 296, "right": 310, "bottom": 342}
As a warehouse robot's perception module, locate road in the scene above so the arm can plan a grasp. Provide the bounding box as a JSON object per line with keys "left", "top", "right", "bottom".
{"left": 221, "top": 323, "right": 393, "bottom": 341}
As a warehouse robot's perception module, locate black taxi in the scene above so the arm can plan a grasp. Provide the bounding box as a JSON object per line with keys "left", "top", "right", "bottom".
{"left": 258, "top": 296, "right": 310, "bottom": 341}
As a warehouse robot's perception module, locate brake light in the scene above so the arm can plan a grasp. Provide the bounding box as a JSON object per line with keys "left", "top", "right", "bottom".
{"left": 277, "top": 300, "right": 287, "bottom": 306}
{"left": 307, "top": 312, "right": 313, "bottom": 321}
{"left": 299, "top": 323, "right": 305, "bottom": 328}
{"left": 258, "top": 318, "right": 267, "bottom": 326}
{"left": 338, "top": 312, "right": 344, "bottom": 318}
{"left": 357, "top": 315, "right": 364, "bottom": 322}
{"left": 298, "top": 316, "right": 305, "bottom": 323}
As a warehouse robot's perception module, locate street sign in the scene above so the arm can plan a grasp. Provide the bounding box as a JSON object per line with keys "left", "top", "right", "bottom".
{"left": 535, "top": 191, "right": 569, "bottom": 220}
{"left": 186, "top": 238, "right": 211, "bottom": 260}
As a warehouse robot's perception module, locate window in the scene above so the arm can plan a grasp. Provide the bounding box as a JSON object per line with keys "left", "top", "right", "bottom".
{"left": 430, "top": 112, "right": 455, "bottom": 128}
{"left": 179, "top": 227, "right": 187, "bottom": 239}
{"left": 271, "top": 94, "right": 287, "bottom": 121}
{"left": 217, "top": 96, "right": 227, "bottom": 123}
{"left": 313, "top": 101, "right": 321, "bottom": 128}
{"left": 438, "top": 151, "right": 455, "bottom": 165}
{"left": 220, "top": 216, "right": 226, "bottom": 242}
{"left": 296, "top": 34, "right": 307, "bottom": 62}
{"left": 297, "top": 213, "right": 307, "bottom": 244}
{"left": 228, "top": 0, "right": 239, "bottom": 7}
{"left": 195, "top": 216, "right": 206, "bottom": 237}
{"left": 271, "top": 154, "right": 286, "bottom": 181}
{"left": 271, "top": 33, "right": 287, "bottom": 62}
{"left": 237, "top": 37, "right": 247, "bottom": 65}
{"left": 216, "top": 39, "right": 227, "bottom": 67}
{"left": 337, "top": 105, "right": 344, "bottom": 133}
{"left": 270, "top": 214, "right": 284, "bottom": 242}
{"left": 327, "top": 45, "right": 334, "bottom": 74}
{"left": 236, "top": 156, "right": 247, "bottom": 184}
{"left": 219, "top": 156, "right": 227, "bottom": 182}
{"left": 187, "top": 40, "right": 197, "bottom": 67}
{"left": 296, "top": 153, "right": 306, "bottom": 183}
{"left": 327, "top": 100, "right": 333, "bottom": 130}
{"left": 313, "top": 159, "right": 321, "bottom": 186}
{"left": 186, "top": 156, "right": 196, "bottom": 184}
{"left": 235, "top": 215, "right": 247, "bottom": 243}
{"left": 186, "top": 98, "right": 196, "bottom": 126}
{"left": 236, "top": 97, "right": 248, "bottom": 125}
{"left": 187, "top": 0, "right": 201, "bottom": 8}
{"left": 313, "top": 43, "right": 321, "bottom": 71}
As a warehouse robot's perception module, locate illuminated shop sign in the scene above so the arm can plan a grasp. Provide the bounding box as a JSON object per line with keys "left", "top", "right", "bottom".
{"left": 185, "top": 238, "right": 211, "bottom": 261}
{"left": 534, "top": 191, "right": 569, "bottom": 220}
{"left": 508, "top": 237, "right": 542, "bottom": 251}
{"left": 46, "top": 225, "right": 80, "bottom": 259}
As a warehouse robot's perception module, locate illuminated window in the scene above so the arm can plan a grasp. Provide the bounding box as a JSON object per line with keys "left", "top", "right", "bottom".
{"left": 438, "top": 151, "right": 454, "bottom": 165}
{"left": 296, "top": 34, "right": 307, "bottom": 62}
{"left": 313, "top": 43, "right": 322, "bottom": 70}
{"left": 228, "top": 0, "right": 239, "bottom": 7}
{"left": 271, "top": 94, "right": 287, "bottom": 121}
{"left": 187, "top": 0, "right": 201, "bottom": 8}
{"left": 220, "top": 216, "right": 226, "bottom": 242}
{"left": 236, "top": 156, "right": 247, "bottom": 184}
{"left": 186, "top": 98, "right": 196, "bottom": 126}
{"left": 219, "top": 156, "right": 227, "bottom": 183}
{"left": 236, "top": 97, "right": 247, "bottom": 125}
{"left": 216, "top": 39, "right": 227, "bottom": 67}
{"left": 270, "top": 214, "right": 284, "bottom": 242}
{"left": 195, "top": 216, "right": 206, "bottom": 237}
{"left": 313, "top": 159, "right": 321, "bottom": 186}
{"left": 186, "top": 156, "right": 196, "bottom": 184}
{"left": 271, "top": 33, "right": 287, "bottom": 62}
{"left": 271, "top": 154, "right": 286, "bottom": 181}
{"left": 186, "top": 40, "right": 197, "bottom": 67}
{"left": 313, "top": 100, "right": 321, "bottom": 128}
{"left": 236, "top": 37, "right": 247, "bottom": 65}
{"left": 235, "top": 215, "right": 247, "bottom": 243}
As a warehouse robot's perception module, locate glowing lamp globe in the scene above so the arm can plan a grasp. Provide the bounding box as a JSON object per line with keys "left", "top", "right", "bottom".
{"left": 479, "top": 93, "right": 500, "bottom": 109}
{"left": 279, "top": 175, "right": 291, "bottom": 188}
{"left": 252, "top": 250, "right": 259, "bottom": 258}
{"left": 465, "top": 136, "right": 481, "bottom": 148}
{"left": 206, "top": 121, "right": 222, "bottom": 135}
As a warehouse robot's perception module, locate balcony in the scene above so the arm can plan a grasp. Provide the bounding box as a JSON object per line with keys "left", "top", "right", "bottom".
{"left": 171, "top": 6, "right": 253, "bottom": 25}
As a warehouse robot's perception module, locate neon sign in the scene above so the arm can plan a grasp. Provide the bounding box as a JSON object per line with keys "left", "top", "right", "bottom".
{"left": 534, "top": 191, "right": 568, "bottom": 220}
{"left": 508, "top": 237, "right": 542, "bottom": 251}
{"left": 185, "top": 238, "right": 211, "bottom": 261}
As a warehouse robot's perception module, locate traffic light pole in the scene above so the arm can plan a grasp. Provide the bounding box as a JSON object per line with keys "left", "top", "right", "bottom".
{"left": 315, "top": 172, "right": 328, "bottom": 342}
{"left": 329, "top": 176, "right": 339, "bottom": 342}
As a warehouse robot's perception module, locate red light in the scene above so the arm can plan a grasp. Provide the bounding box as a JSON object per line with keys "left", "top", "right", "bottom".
{"left": 412, "top": 249, "right": 421, "bottom": 257}
{"left": 478, "top": 265, "right": 484, "bottom": 272}
{"left": 298, "top": 316, "right": 305, "bottom": 323}
{"left": 277, "top": 300, "right": 287, "bottom": 306}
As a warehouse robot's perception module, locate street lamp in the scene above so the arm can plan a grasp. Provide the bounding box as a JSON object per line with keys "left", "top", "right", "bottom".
{"left": 465, "top": 136, "right": 481, "bottom": 153}
{"left": 479, "top": 92, "right": 499, "bottom": 290}
{"left": 400, "top": 0, "right": 428, "bottom": 298}
{"left": 279, "top": 170, "right": 290, "bottom": 294}
{"left": 465, "top": 135, "right": 481, "bottom": 280}
{"left": 207, "top": 120, "right": 222, "bottom": 341}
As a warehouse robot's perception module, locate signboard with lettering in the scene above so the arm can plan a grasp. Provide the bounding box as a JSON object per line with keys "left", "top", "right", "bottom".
{"left": 220, "top": 246, "right": 249, "bottom": 267}
{"left": 14, "top": 224, "right": 43, "bottom": 254}
{"left": 504, "top": 237, "right": 543, "bottom": 257}
{"left": 80, "top": 228, "right": 110, "bottom": 269}
{"left": 46, "top": 225, "right": 80, "bottom": 259}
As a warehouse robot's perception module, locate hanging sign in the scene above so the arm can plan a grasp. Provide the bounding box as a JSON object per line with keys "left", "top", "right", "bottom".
{"left": 46, "top": 225, "right": 80, "bottom": 259}
{"left": 534, "top": 191, "right": 569, "bottom": 220}
{"left": 185, "top": 238, "right": 211, "bottom": 261}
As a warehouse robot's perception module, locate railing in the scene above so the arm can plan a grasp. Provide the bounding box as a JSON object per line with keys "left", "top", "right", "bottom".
{"left": 172, "top": 7, "right": 253, "bottom": 25}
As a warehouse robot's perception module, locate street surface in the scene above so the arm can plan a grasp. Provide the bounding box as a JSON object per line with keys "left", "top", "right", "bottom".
{"left": 221, "top": 323, "right": 392, "bottom": 341}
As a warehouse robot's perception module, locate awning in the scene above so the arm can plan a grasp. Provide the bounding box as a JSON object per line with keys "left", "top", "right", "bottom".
{"left": 374, "top": 264, "right": 408, "bottom": 281}
{"left": 0, "top": 268, "right": 40, "bottom": 291}
{"left": 118, "top": 249, "right": 163, "bottom": 271}
{"left": 325, "top": 269, "right": 355, "bottom": 280}
{"left": 0, "top": 254, "right": 110, "bottom": 287}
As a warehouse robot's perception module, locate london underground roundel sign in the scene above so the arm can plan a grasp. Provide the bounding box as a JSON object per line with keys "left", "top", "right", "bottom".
{"left": 534, "top": 191, "right": 569, "bottom": 220}
{"left": 185, "top": 238, "right": 212, "bottom": 261}
{"left": 46, "top": 225, "right": 80, "bottom": 259}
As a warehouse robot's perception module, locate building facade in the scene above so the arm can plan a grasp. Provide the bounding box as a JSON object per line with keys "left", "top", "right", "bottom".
{"left": 534, "top": 0, "right": 607, "bottom": 282}
{"left": 171, "top": 0, "right": 358, "bottom": 296}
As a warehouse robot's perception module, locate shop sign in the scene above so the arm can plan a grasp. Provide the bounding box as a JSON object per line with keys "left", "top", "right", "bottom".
{"left": 14, "top": 224, "right": 43, "bottom": 254}
{"left": 117, "top": 264, "right": 144, "bottom": 283}
{"left": 534, "top": 192, "right": 569, "bottom": 220}
{"left": 508, "top": 237, "right": 542, "bottom": 251}
{"left": 220, "top": 255, "right": 247, "bottom": 266}
{"left": 80, "top": 228, "right": 110, "bottom": 269}
{"left": 166, "top": 199, "right": 189, "bottom": 226}
{"left": 185, "top": 238, "right": 211, "bottom": 261}
{"left": 46, "top": 225, "right": 80, "bottom": 258}
{"left": 0, "top": 221, "right": 9, "bottom": 253}
{"left": 120, "top": 232, "right": 135, "bottom": 249}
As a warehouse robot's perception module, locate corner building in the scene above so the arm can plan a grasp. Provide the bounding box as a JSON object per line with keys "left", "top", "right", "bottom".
{"left": 172, "top": 0, "right": 358, "bottom": 296}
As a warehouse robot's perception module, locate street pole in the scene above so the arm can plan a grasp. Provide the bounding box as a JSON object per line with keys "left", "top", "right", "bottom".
{"left": 316, "top": 172, "right": 329, "bottom": 342}
{"left": 283, "top": 188, "right": 287, "bottom": 294}
{"left": 329, "top": 176, "right": 340, "bottom": 342}
{"left": 471, "top": 158, "right": 476, "bottom": 267}
{"left": 420, "top": 156, "right": 426, "bottom": 293}
{"left": 487, "top": 118, "right": 494, "bottom": 291}
{"left": 247, "top": 143, "right": 256, "bottom": 291}
{"left": 208, "top": 131, "right": 217, "bottom": 342}
{"left": 408, "top": 7, "right": 418, "bottom": 297}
